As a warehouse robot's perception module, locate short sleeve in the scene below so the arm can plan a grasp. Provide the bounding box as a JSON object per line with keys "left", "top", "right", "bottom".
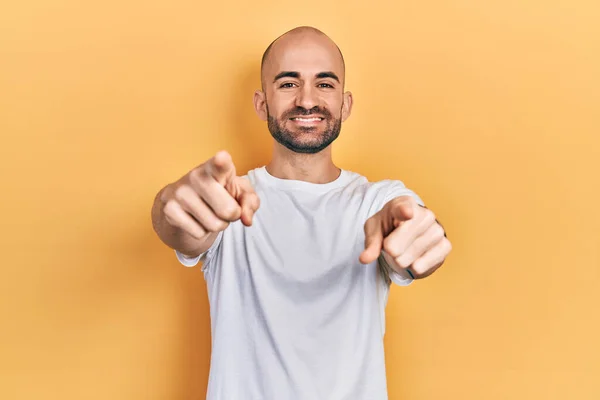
{"left": 175, "top": 250, "right": 202, "bottom": 267}
{"left": 381, "top": 179, "right": 425, "bottom": 208}
{"left": 174, "top": 230, "right": 224, "bottom": 271}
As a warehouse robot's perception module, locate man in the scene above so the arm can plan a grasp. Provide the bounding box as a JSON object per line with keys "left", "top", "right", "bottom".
{"left": 151, "top": 26, "right": 452, "bottom": 400}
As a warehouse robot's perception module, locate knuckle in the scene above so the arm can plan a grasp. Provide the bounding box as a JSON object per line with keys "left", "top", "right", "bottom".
{"left": 412, "top": 242, "right": 425, "bottom": 258}
{"left": 163, "top": 203, "right": 186, "bottom": 229}
{"left": 173, "top": 185, "right": 192, "bottom": 202}
{"left": 444, "top": 238, "right": 453, "bottom": 253}
{"left": 207, "top": 219, "right": 228, "bottom": 232}
{"left": 163, "top": 199, "right": 179, "bottom": 219}
{"left": 423, "top": 208, "right": 436, "bottom": 223}
{"left": 411, "top": 260, "right": 425, "bottom": 275}
{"left": 220, "top": 204, "right": 241, "bottom": 220}
{"left": 396, "top": 256, "right": 410, "bottom": 269}
{"left": 186, "top": 226, "right": 205, "bottom": 240}
{"left": 382, "top": 239, "right": 400, "bottom": 258}
{"left": 433, "top": 224, "right": 445, "bottom": 241}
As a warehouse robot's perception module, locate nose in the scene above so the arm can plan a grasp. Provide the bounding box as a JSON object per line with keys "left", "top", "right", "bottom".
{"left": 295, "top": 84, "right": 319, "bottom": 110}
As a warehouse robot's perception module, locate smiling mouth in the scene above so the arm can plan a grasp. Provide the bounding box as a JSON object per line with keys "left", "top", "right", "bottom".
{"left": 290, "top": 117, "right": 324, "bottom": 122}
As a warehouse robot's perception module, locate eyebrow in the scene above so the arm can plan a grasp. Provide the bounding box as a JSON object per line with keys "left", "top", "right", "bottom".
{"left": 273, "top": 71, "right": 299, "bottom": 82}
{"left": 315, "top": 71, "right": 340, "bottom": 83}
{"left": 273, "top": 71, "right": 340, "bottom": 83}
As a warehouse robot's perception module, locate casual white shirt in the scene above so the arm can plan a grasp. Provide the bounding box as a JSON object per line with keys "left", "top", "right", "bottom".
{"left": 176, "top": 166, "right": 424, "bottom": 400}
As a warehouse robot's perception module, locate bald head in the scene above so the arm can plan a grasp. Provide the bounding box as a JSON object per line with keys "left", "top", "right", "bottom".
{"left": 260, "top": 26, "right": 346, "bottom": 89}
{"left": 253, "top": 26, "right": 353, "bottom": 154}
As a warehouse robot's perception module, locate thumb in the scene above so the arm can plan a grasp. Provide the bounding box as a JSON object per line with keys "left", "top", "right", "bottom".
{"left": 234, "top": 177, "right": 261, "bottom": 226}
{"left": 359, "top": 216, "right": 384, "bottom": 264}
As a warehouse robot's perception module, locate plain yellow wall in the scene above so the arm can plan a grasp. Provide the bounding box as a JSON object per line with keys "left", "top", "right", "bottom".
{"left": 1, "top": 0, "right": 599, "bottom": 399}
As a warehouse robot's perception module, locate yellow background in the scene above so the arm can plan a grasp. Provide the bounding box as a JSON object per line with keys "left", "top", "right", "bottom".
{"left": 1, "top": 0, "right": 599, "bottom": 399}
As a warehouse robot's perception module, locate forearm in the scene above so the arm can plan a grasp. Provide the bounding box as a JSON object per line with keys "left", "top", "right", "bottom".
{"left": 151, "top": 185, "right": 217, "bottom": 257}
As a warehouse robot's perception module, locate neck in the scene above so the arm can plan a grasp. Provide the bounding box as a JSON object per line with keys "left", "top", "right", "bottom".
{"left": 265, "top": 143, "right": 341, "bottom": 184}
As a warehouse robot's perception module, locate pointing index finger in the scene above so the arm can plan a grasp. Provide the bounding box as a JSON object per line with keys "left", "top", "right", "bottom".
{"left": 207, "top": 150, "right": 237, "bottom": 186}
{"left": 390, "top": 198, "right": 414, "bottom": 225}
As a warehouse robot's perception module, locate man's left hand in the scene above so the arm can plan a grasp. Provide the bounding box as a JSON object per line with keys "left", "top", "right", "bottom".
{"left": 359, "top": 196, "right": 452, "bottom": 279}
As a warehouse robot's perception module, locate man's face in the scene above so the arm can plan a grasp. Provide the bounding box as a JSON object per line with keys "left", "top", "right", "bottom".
{"left": 255, "top": 33, "right": 352, "bottom": 154}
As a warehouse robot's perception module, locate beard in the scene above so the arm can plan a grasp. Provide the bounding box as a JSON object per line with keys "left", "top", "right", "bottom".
{"left": 267, "top": 105, "right": 342, "bottom": 154}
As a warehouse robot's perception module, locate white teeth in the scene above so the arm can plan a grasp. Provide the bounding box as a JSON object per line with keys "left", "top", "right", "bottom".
{"left": 293, "top": 117, "right": 322, "bottom": 122}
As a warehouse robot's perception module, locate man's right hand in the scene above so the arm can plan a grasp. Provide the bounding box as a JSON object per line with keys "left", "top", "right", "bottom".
{"left": 160, "top": 150, "right": 260, "bottom": 241}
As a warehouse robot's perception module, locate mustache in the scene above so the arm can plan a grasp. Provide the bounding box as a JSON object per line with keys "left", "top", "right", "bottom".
{"left": 282, "top": 106, "right": 332, "bottom": 119}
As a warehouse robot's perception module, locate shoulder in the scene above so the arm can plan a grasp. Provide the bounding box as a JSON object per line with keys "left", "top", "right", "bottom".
{"left": 342, "top": 169, "right": 425, "bottom": 212}
{"left": 240, "top": 167, "right": 262, "bottom": 187}
{"left": 344, "top": 169, "right": 420, "bottom": 198}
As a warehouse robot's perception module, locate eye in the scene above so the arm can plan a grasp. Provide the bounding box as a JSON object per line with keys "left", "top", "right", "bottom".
{"left": 318, "top": 83, "right": 335, "bottom": 89}
{"left": 280, "top": 82, "right": 298, "bottom": 88}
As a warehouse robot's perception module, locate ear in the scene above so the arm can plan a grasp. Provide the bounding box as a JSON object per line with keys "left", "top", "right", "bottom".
{"left": 341, "top": 91, "right": 353, "bottom": 122}
{"left": 253, "top": 90, "right": 268, "bottom": 121}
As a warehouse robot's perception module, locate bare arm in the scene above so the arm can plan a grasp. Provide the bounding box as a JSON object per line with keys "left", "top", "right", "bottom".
{"left": 150, "top": 150, "right": 260, "bottom": 259}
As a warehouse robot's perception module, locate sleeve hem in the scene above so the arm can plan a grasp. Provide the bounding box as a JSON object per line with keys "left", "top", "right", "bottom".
{"left": 380, "top": 180, "right": 425, "bottom": 208}
{"left": 175, "top": 250, "right": 203, "bottom": 267}
{"left": 381, "top": 251, "right": 414, "bottom": 286}
{"left": 174, "top": 230, "right": 224, "bottom": 270}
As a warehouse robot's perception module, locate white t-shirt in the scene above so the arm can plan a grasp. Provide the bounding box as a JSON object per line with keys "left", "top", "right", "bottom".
{"left": 176, "top": 166, "right": 424, "bottom": 400}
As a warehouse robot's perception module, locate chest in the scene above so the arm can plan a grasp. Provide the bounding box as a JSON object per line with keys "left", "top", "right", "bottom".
{"left": 233, "top": 190, "right": 371, "bottom": 276}
{"left": 210, "top": 188, "right": 382, "bottom": 304}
